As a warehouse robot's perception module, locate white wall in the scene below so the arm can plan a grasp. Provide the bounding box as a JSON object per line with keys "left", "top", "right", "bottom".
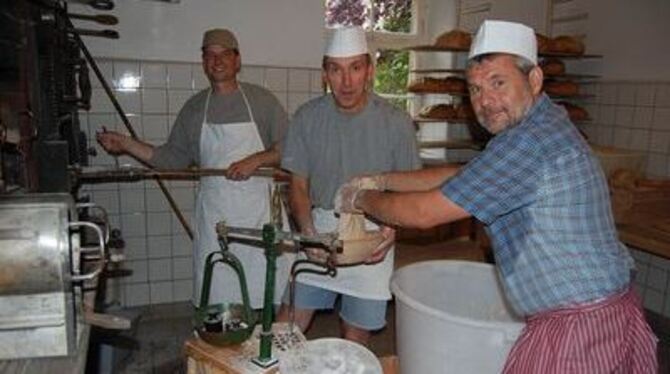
{"left": 415, "top": 0, "right": 459, "bottom": 70}
{"left": 490, "top": 0, "right": 548, "bottom": 34}
{"left": 70, "top": 0, "right": 325, "bottom": 68}
{"left": 69, "top": 0, "right": 670, "bottom": 80}
{"left": 581, "top": 0, "right": 670, "bottom": 81}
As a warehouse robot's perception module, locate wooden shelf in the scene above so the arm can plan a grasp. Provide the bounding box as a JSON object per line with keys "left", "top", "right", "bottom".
{"left": 413, "top": 116, "right": 475, "bottom": 124}
{"left": 409, "top": 69, "right": 600, "bottom": 84}
{"left": 405, "top": 45, "right": 602, "bottom": 59}
{"left": 540, "top": 52, "right": 603, "bottom": 59}
{"left": 405, "top": 45, "right": 469, "bottom": 52}
{"left": 408, "top": 91, "right": 468, "bottom": 97}
{"left": 410, "top": 68, "right": 465, "bottom": 74}
{"left": 544, "top": 73, "right": 601, "bottom": 80}
{"left": 547, "top": 93, "right": 595, "bottom": 99}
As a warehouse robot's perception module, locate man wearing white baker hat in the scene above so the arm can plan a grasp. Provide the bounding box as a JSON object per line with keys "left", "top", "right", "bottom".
{"left": 335, "top": 20, "right": 658, "bottom": 372}
{"left": 276, "top": 26, "right": 420, "bottom": 345}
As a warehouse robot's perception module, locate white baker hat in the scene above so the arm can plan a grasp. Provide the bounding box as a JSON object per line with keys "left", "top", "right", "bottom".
{"left": 325, "top": 26, "right": 369, "bottom": 58}
{"left": 469, "top": 20, "right": 537, "bottom": 65}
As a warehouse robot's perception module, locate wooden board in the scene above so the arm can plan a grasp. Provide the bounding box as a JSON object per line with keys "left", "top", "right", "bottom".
{"left": 185, "top": 323, "right": 304, "bottom": 374}
{"left": 380, "top": 355, "right": 399, "bottom": 374}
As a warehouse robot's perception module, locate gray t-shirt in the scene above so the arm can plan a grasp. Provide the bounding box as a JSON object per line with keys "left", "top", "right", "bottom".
{"left": 282, "top": 93, "right": 421, "bottom": 209}
{"left": 150, "top": 82, "right": 287, "bottom": 168}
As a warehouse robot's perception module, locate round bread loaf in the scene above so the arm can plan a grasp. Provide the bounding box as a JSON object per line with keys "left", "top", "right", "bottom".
{"left": 557, "top": 101, "right": 590, "bottom": 121}
{"left": 419, "top": 104, "right": 456, "bottom": 120}
{"left": 443, "top": 77, "right": 467, "bottom": 93}
{"left": 455, "top": 102, "right": 476, "bottom": 121}
{"left": 408, "top": 77, "right": 445, "bottom": 93}
{"left": 540, "top": 58, "right": 565, "bottom": 76}
{"left": 419, "top": 104, "right": 457, "bottom": 120}
{"left": 536, "top": 33, "right": 551, "bottom": 54}
{"left": 544, "top": 80, "right": 580, "bottom": 96}
{"left": 408, "top": 77, "right": 467, "bottom": 94}
{"left": 548, "top": 35, "right": 585, "bottom": 55}
{"left": 434, "top": 29, "right": 472, "bottom": 49}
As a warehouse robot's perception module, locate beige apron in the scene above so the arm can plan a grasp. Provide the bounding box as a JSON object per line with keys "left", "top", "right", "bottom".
{"left": 296, "top": 208, "right": 394, "bottom": 300}
{"left": 193, "top": 86, "right": 293, "bottom": 308}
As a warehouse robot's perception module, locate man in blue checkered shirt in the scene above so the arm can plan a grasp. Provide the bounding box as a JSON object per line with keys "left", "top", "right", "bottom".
{"left": 335, "top": 20, "right": 657, "bottom": 373}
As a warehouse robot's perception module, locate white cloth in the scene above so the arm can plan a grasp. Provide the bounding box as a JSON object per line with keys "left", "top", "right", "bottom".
{"left": 295, "top": 208, "right": 394, "bottom": 300}
{"left": 193, "top": 86, "right": 293, "bottom": 309}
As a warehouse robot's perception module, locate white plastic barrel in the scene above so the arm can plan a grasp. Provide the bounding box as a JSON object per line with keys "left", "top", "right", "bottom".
{"left": 390, "top": 260, "right": 525, "bottom": 374}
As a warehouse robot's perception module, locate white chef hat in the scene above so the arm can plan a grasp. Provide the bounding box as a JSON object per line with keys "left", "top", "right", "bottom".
{"left": 325, "top": 26, "right": 369, "bottom": 58}
{"left": 469, "top": 20, "right": 537, "bottom": 65}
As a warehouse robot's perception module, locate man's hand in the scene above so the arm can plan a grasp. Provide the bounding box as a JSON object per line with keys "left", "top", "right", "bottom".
{"left": 299, "top": 227, "right": 330, "bottom": 263}
{"left": 304, "top": 247, "right": 330, "bottom": 263}
{"left": 96, "top": 128, "right": 129, "bottom": 155}
{"left": 334, "top": 181, "right": 363, "bottom": 214}
{"left": 334, "top": 174, "right": 388, "bottom": 213}
{"left": 226, "top": 156, "right": 261, "bottom": 180}
{"left": 365, "top": 225, "right": 395, "bottom": 264}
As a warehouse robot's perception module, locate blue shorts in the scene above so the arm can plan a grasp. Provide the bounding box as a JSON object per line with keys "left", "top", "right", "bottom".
{"left": 283, "top": 282, "right": 387, "bottom": 331}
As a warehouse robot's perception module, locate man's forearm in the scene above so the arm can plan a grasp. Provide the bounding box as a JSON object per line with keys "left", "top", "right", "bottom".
{"left": 356, "top": 189, "right": 469, "bottom": 230}
{"left": 124, "top": 137, "right": 156, "bottom": 166}
{"left": 383, "top": 164, "right": 461, "bottom": 192}
{"left": 288, "top": 176, "right": 316, "bottom": 234}
{"left": 249, "top": 144, "right": 280, "bottom": 168}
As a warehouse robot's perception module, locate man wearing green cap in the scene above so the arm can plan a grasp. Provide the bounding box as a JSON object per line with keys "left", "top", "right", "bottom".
{"left": 96, "top": 28, "right": 294, "bottom": 310}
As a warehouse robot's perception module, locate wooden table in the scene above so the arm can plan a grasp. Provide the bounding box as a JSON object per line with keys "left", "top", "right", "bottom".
{"left": 184, "top": 323, "right": 399, "bottom": 374}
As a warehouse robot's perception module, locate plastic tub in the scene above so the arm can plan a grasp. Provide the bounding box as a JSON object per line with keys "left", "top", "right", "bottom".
{"left": 390, "top": 260, "right": 525, "bottom": 374}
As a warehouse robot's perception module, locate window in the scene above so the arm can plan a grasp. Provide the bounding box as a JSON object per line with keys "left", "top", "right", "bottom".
{"left": 325, "top": 0, "right": 422, "bottom": 110}
{"left": 374, "top": 49, "right": 410, "bottom": 109}
{"left": 325, "top": 0, "right": 413, "bottom": 34}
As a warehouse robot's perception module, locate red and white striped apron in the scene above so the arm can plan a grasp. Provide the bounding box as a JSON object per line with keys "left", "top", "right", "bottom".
{"left": 502, "top": 288, "right": 658, "bottom": 374}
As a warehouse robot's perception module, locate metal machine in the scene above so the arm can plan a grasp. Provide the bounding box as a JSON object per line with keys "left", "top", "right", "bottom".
{"left": 0, "top": 193, "right": 107, "bottom": 359}
{"left": 0, "top": 0, "right": 127, "bottom": 361}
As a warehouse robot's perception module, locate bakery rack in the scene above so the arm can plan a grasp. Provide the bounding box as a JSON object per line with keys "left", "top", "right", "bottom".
{"left": 405, "top": 41, "right": 602, "bottom": 154}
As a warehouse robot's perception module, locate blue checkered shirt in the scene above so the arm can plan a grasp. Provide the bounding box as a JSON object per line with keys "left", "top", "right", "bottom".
{"left": 442, "top": 94, "right": 633, "bottom": 316}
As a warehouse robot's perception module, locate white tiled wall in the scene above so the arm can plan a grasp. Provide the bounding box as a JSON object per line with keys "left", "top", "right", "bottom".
{"left": 578, "top": 81, "right": 670, "bottom": 178}
{"left": 631, "top": 248, "right": 670, "bottom": 318}
{"left": 578, "top": 80, "right": 670, "bottom": 318}
{"left": 81, "top": 58, "right": 323, "bottom": 307}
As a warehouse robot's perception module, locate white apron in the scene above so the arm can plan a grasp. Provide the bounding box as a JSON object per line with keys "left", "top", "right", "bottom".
{"left": 193, "top": 87, "right": 293, "bottom": 309}
{"left": 295, "top": 208, "right": 394, "bottom": 300}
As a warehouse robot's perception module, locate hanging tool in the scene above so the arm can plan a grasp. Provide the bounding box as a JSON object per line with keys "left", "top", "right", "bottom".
{"left": 68, "top": 12, "right": 118, "bottom": 25}
{"left": 71, "top": 28, "right": 119, "bottom": 39}
{"left": 65, "top": 0, "right": 115, "bottom": 11}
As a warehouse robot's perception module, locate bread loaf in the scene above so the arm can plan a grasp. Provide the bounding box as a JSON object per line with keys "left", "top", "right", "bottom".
{"left": 418, "top": 104, "right": 457, "bottom": 120}
{"left": 434, "top": 29, "right": 472, "bottom": 49}
{"left": 442, "top": 77, "right": 467, "bottom": 93}
{"left": 544, "top": 80, "right": 579, "bottom": 97}
{"left": 536, "top": 33, "right": 551, "bottom": 54}
{"left": 408, "top": 77, "right": 467, "bottom": 94}
{"left": 548, "top": 35, "right": 585, "bottom": 55}
{"left": 407, "top": 77, "right": 443, "bottom": 93}
{"left": 557, "top": 101, "right": 590, "bottom": 121}
{"left": 540, "top": 58, "right": 565, "bottom": 76}
{"left": 455, "top": 102, "right": 476, "bottom": 121}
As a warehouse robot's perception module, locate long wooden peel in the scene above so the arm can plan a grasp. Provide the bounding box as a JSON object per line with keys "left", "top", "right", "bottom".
{"left": 75, "top": 167, "right": 288, "bottom": 183}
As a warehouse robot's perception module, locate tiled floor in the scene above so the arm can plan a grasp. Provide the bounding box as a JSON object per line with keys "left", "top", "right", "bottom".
{"left": 90, "top": 238, "right": 670, "bottom": 373}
